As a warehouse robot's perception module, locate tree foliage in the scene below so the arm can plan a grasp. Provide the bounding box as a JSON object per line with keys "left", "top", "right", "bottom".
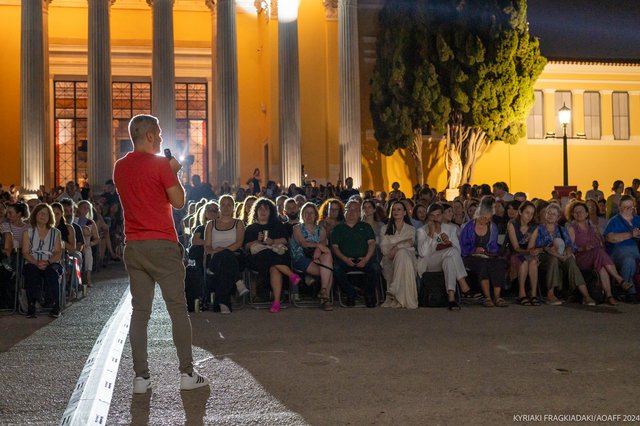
{"left": 370, "top": 0, "right": 546, "bottom": 186}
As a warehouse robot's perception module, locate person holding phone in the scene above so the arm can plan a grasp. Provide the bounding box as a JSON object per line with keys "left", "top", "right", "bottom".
{"left": 114, "top": 114, "right": 209, "bottom": 394}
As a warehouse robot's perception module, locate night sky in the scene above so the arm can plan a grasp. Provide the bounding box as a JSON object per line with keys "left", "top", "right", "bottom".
{"left": 527, "top": 0, "right": 640, "bottom": 60}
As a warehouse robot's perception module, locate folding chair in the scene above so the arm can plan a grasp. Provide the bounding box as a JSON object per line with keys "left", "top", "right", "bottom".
{"left": 245, "top": 268, "right": 290, "bottom": 310}
{"left": 202, "top": 254, "right": 245, "bottom": 311}
{"left": 0, "top": 250, "right": 18, "bottom": 314}
{"left": 290, "top": 266, "right": 334, "bottom": 308}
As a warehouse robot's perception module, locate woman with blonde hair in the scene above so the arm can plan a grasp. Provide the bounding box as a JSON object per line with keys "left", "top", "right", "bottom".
{"left": 204, "top": 195, "right": 246, "bottom": 314}
{"left": 290, "top": 202, "right": 334, "bottom": 311}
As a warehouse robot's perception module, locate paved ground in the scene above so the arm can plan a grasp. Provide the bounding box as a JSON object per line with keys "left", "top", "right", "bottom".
{"left": 1, "top": 265, "right": 640, "bottom": 425}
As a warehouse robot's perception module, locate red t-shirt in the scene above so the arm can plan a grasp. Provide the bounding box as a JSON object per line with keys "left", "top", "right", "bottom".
{"left": 113, "top": 151, "right": 179, "bottom": 242}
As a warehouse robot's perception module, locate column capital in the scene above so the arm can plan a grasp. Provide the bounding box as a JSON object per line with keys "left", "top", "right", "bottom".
{"left": 323, "top": 0, "right": 337, "bottom": 20}
{"left": 147, "top": 0, "right": 174, "bottom": 7}
{"left": 270, "top": 0, "right": 277, "bottom": 19}
{"left": 254, "top": 0, "right": 270, "bottom": 19}
{"left": 205, "top": 0, "right": 215, "bottom": 10}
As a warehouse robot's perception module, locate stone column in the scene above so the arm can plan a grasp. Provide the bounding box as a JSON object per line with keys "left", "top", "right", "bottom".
{"left": 43, "top": 0, "right": 52, "bottom": 188}
{"left": 20, "top": 0, "right": 47, "bottom": 191}
{"left": 88, "top": 0, "right": 114, "bottom": 188}
{"left": 205, "top": 0, "right": 217, "bottom": 187}
{"left": 278, "top": 1, "right": 302, "bottom": 187}
{"left": 215, "top": 0, "right": 240, "bottom": 188}
{"left": 148, "top": 0, "right": 177, "bottom": 154}
{"left": 338, "top": 0, "right": 361, "bottom": 188}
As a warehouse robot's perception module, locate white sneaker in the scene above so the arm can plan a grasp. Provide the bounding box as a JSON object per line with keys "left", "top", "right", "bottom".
{"left": 133, "top": 376, "right": 151, "bottom": 394}
{"left": 180, "top": 371, "right": 210, "bottom": 391}
{"left": 236, "top": 280, "right": 249, "bottom": 297}
{"left": 219, "top": 303, "right": 231, "bottom": 314}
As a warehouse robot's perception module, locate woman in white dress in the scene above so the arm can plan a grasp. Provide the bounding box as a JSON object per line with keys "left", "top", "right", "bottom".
{"left": 380, "top": 201, "right": 418, "bottom": 309}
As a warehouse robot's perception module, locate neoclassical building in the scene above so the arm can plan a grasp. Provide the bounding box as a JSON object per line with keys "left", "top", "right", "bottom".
{"left": 1, "top": 0, "right": 639, "bottom": 199}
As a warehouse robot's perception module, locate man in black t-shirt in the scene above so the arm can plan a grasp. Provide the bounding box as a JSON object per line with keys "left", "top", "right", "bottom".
{"left": 339, "top": 177, "right": 359, "bottom": 202}
{"left": 283, "top": 198, "right": 300, "bottom": 238}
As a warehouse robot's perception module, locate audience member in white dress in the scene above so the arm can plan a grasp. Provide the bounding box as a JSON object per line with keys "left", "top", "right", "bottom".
{"left": 380, "top": 201, "right": 418, "bottom": 309}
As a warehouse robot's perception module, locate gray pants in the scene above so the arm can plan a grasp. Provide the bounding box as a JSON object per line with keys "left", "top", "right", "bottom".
{"left": 123, "top": 239, "right": 194, "bottom": 378}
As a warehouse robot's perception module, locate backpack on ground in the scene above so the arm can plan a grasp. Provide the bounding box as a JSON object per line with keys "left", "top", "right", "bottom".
{"left": 419, "top": 271, "right": 448, "bottom": 308}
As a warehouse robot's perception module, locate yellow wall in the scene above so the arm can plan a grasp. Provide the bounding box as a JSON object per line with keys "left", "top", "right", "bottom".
{"left": 361, "top": 64, "right": 640, "bottom": 199}
{"left": 0, "top": 4, "right": 21, "bottom": 187}
{"left": 2, "top": 1, "right": 639, "bottom": 199}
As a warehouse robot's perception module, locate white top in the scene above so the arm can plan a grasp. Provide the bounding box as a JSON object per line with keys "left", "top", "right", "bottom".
{"left": 416, "top": 222, "right": 462, "bottom": 258}
{"left": 26, "top": 227, "right": 60, "bottom": 261}
{"left": 210, "top": 219, "right": 239, "bottom": 249}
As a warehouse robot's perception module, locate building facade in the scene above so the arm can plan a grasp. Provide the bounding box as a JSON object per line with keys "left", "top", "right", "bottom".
{"left": 0, "top": 0, "right": 639, "bottom": 198}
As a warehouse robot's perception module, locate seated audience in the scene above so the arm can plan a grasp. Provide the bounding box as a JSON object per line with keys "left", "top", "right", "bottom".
{"left": 204, "top": 196, "right": 246, "bottom": 314}
{"left": 506, "top": 201, "right": 540, "bottom": 306}
{"left": 411, "top": 203, "right": 428, "bottom": 230}
{"left": 417, "top": 203, "right": 481, "bottom": 310}
{"left": 566, "top": 201, "right": 626, "bottom": 306}
{"left": 459, "top": 196, "right": 508, "bottom": 307}
{"left": 290, "top": 202, "right": 334, "bottom": 311}
{"left": 331, "top": 200, "right": 381, "bottom": 307}
{"left": 22, "top": 204, "right": 63, "bottom": 318}
{"left": 319, "top": 198, "right": 345, "bottom": 240}
{"left": 361, "top": 199, "right": 384, "bottom": 243}
{"left": 76, "top": 200, "right": 100, "bottom": 286}
{"left": 1, "top": 202, "right": 30, "bottom": 254}
{"left": 56, "top": 180, "right": 83, "bottom": 203}
{"left": 528, "top": 203, "right": 595, "bottom": 306}
{"left": 244, "top": 198, "right": 301, "bottom": 313}
{"left": 585, "top": 198, "right": 607, "bottom": 236}
{"left": 604, "top": 195, "right": 640, "bottom": 302}
{"left": 380, "top": 201, "right": 418, "bottom": 309}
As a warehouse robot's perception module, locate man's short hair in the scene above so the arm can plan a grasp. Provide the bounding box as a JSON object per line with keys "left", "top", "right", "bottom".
{"left": 129, "top": 114, "right": 159, "bottom": 145}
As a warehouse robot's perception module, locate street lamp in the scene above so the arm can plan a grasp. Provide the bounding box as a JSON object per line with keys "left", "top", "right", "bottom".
{"left": 545, "top": 103, "right": 585, "bottom": 186}
{"left": 558, "top": 103, "right": 571, "bottom": 186}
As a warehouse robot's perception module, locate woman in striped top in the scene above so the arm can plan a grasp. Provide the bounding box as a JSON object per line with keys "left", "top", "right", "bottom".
{"left": 21, "top": 204, "right": 63, "bottom": 318}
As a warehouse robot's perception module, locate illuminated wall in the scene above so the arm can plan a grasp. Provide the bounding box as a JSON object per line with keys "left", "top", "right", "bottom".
{"left": 0, "top": 1, "right": 638, "bottom": 200}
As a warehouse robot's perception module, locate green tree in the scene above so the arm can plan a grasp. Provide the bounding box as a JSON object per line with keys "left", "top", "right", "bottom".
{"left": 370, "top": 0, "right": 546, "bottom": 188}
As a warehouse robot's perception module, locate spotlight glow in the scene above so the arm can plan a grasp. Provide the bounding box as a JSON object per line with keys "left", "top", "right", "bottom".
{"left": 279, "top": 0, "right": 299, "bottom": 23}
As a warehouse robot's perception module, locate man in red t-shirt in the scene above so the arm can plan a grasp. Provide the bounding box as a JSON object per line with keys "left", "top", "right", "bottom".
{"left": 114, "top": 114, "right": 209, "bottom": 394}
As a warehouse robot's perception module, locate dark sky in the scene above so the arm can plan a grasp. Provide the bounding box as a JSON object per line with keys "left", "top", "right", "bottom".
{"left": 527, "top": 0, "right": 640, "bottom": 60}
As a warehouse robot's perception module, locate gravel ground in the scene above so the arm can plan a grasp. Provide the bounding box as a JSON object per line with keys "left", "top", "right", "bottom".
{"left": 2, "top": 265, "right": 640, "bottom": 425}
